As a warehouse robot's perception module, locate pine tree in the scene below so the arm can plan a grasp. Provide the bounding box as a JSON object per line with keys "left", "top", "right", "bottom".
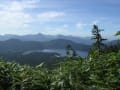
{"left": 91, "top": 24, "right": 107, "bottom": 52}
{"left": 66, "top": 44, "right": 77, "bottom": 57}
{"left": 72, "top": 48, "right": 77, "bottom": 57}
{"left": 66, "top": 44, "right": 72, "bottom": 57}
{"left": 115, "top": 31, "right": 120, "bottom": 52}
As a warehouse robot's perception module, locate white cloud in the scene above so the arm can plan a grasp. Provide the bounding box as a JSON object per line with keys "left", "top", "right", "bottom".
{"left": 0, "top": 0, "right": 40, "bottom": 11}
{"left": 37, "top": 11, "right": 65, "bottom": 22}
{"left": 21, "top": 0, "right": 40, "bottom": 9}
{"left": 76, "top": 22, "right": 86, "bottom": 29}
{"left": 2, "top": 1, "right": 24, "bottom": 12}
{"left": 0, "top": 0, "right": 39, "bottom": 34}
{"left": 0, "top": 0, "right": 66, "bottom": 35}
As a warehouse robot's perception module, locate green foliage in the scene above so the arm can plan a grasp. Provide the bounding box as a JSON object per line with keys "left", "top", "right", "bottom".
{"left": 102, "top": 42, "right": 120, "bottom": 53}
{"left": 0, "top": 51, "right": 120, "bottom": 90}
{"left": 115, "top": 31, "right": 120, "bottom": 36}
{"left": 0, "top": 52, "right": 63, "bottom": 67}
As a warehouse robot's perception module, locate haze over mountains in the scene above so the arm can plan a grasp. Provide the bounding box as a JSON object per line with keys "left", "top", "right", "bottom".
{"left": 0, "top": 33, "right": 118, "bottom": 45}
{"left": 0, "top": 33, "right": 119, "bottom": 52}
{"left": 0, "top": 33, "right": 93, "bottom": 45}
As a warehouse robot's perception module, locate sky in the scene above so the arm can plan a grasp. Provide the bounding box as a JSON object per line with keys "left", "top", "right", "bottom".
{"left": 0, "top": 0, "right": 120, "bottom": 37}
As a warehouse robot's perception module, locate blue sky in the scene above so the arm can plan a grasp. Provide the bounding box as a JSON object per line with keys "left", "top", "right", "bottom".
{"left": 0, "top": 0, "right": 120, "bottom": 37}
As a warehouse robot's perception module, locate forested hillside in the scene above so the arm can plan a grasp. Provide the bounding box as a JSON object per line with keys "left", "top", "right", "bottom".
{"left": 0, "top": 39, "right": 89, "bottom": 52}
{"left": 0, "top": 52, "right": 63, "bottom": 67}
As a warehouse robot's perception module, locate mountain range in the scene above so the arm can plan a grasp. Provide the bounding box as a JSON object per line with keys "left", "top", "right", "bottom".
{"left": 0, "top": 33, "right": 118, "bottom": 45}
{"left": 0, "top": 38, "right": 90, "bottom": 66}
{"left": 0, "top": 33, "right": 119, "bottom": 52}
{"left": 0, "top": 33, "right": 119, "bottom": 66}
{"left": 0, "top": 39, "right": 90, "bottom": 53}
{"left": 0, "top": 33, "right": 92, "bottom": 45}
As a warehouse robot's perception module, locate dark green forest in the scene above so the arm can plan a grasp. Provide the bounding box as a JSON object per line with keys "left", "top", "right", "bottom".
{"left": 0, "top": 25, "right": 120, "bottom": 90}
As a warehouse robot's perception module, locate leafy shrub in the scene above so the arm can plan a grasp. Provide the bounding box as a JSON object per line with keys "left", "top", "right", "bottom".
{"left": 0, "top": 52, "right": 120, "bottom": 90}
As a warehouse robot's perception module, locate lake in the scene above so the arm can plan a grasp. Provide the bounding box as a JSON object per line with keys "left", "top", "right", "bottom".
{"left": 23, "top": 49, "right": 88, "bottom": 57}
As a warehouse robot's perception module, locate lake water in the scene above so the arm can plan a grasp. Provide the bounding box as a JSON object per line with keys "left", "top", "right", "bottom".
{"left": 23, "top": 49, "right": 88, "bottom": 57}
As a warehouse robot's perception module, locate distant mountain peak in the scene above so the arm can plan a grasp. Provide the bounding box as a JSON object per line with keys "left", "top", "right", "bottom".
{"left": 37, "top": 33, "right": 44, "bottom": 36}
{"left": 0, "top": 33, "right": 92, "bottom": 45}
